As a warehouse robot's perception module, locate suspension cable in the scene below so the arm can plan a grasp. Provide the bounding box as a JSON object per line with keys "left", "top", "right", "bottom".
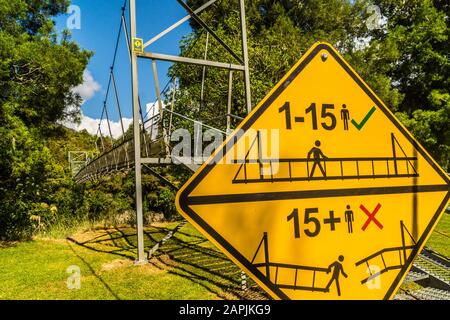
{"left": 94, "top": 0, "right": 128, "bottom": 151}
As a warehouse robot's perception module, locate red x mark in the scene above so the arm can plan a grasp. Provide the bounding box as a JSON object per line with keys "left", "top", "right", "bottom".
{"left": 360, "top": 203, "right": 383, "bottom": 231}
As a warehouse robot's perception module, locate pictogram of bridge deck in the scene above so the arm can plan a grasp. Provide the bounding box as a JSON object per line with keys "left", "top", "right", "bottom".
{"left": 355, "top": 221, "right": 417, "bottom": 284}
{"left": 232, "top": 132, "right": 419, "bottom": 184}
{"left": 251, "top": 232, "right": 339, "bottom": 293}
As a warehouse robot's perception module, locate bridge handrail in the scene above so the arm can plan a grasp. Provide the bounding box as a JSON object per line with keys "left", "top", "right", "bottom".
{"left": 75, "top": 138, "right": 133, "bottom": 178}
{"left": 233, "top": 156, "right": 418, "bottom": 164}
{"left": 163, "top": 109, "right": 227, "bottom": 134}
{"left": 253, "top": 262, "right": 329, "bottom": 273}
{"left": 355, "top": 245, "right": 416, "bottom": 267}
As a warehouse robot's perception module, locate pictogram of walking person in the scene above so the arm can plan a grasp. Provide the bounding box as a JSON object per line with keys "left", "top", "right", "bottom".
{"left": 307, "top": 140, "right": 328, "bottom": 178}
{"left": 341, "top": 104, "right": 350, "bottom": 131}
{"left": 345, "top": 205, "right": 354, "bottom": 234}
{"left": 326, "top": 255, "right": 348, "bottom": 297}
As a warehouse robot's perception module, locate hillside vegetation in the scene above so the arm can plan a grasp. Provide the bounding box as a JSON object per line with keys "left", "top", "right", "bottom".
{"left": 1, "top": 0, "right": 449, "bottom": 240}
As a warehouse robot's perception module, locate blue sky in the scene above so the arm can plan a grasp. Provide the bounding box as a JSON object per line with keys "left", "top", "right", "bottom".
{"left": 55, "top": 0, "right": 192, "bottom": 136}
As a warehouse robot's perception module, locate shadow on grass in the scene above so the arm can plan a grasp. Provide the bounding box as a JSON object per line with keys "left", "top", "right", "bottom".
{"left": 67, "top": 241, "right": 121, "bottom": 300}
{"left": 0, "top": 241, "right": 19, "bottom": 249}
{"left": 67, "top": 224, "right": 269, "bottom": 300}
{"left": 151, "top": 238, "right": 270, "bottom": 300}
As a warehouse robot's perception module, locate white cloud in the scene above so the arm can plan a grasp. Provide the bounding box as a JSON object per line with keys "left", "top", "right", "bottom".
{"left": 63, "top": 70, "right": 134, "bottom": 139}
{"left": 65, "top": 114, "right": 133, "bottom": 139}
{"left": 146, "top": 101, "right": 166, "bottom": 119}
{"left": 72, "top": 70, "right": 101, "bottom": 103}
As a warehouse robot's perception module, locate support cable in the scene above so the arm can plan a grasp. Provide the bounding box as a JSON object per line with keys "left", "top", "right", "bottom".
{"left": 200, "top": 32, "right": 210, "bottom": 118}
{"left": 103, "top": 102, "right": 114, "bottom": 142}
{"left": 111, "top": 71, "right": 126, "bottom": 139}
{"left": 94, "top": 0, "right": 128, "bottom": 151}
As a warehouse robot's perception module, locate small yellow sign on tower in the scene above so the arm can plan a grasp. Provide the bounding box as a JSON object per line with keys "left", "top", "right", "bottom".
{"left": 132, "top": 37, "right": 143, "bottom": 54}
{"left": 176, "top": 42, "right": 450, "bottom": 300}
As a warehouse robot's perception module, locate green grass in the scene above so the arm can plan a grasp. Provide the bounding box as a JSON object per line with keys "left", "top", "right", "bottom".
{"left": 0, "top": 223, "right": 265, "bottom": 300}
{"left": 425, "top": 212, "right": 450, "bottom": 257}
{"left": 0, "top": 213, "right": 447, "bottom": 300}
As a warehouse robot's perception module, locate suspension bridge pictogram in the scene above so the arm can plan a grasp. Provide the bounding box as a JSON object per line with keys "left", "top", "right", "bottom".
{"left": 175, "top": 41, "right": 450, "bottom": 300}
{"left": 251, "top": 232, "right": 348, "bottom": 296}
{"left": 232, "top": 132, "right": 419, "bottom": 184}
{"left": 355, "top": 221, "right": 418, "bottom": 284}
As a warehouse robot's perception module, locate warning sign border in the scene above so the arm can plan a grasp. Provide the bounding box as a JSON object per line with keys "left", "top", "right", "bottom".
{"left": 176, "top": 42, "right": 450, "bottom": 300}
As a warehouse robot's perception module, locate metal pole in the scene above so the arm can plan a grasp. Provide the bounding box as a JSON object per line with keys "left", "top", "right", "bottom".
{"left": 168, "top": 78, "right": 176, "bottom": 138}
{"left": 151, "top": 59, "right": 170, "bottom": 155}
{"left": 176, "top": 0, "right": 243, "bottom": 64}
{"left": 194, "top": 120, "right": 203, "bottom": 164}
{"left": 239, "top": 0, "right": 252, "bottom": 114}
{"left": 138, "top": 96, "right": 150, "bottom": 157}
{"left": 123, "top": 11, "right": 149, "bottom": 157}
{"left": 227, "top": 70, "right": 233, "bottom": 135}
{"left": 149, "top": 103, "right": 156, "bottom": 140}
{"left": 143, "top": 0, "right": 218, "bottom": 48}
{"left": 200, "top": 32, "right": 209, "bottom": 115}
{"left": 152, "top": 59, "right": 164, "bottom": 120}
{"left": 129, "top": 0, "right": 146, "bottom": 265}
{"left": 139, "top": 52, "right": 244, "bottom": 71}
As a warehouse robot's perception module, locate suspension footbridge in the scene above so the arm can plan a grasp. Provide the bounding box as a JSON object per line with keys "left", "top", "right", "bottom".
{"left": 68, "top": 1, "right": 450, "bottom": 300}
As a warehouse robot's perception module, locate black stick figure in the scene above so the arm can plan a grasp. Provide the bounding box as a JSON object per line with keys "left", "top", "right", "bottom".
{"left": 341, "top": 104, "right": 350, "bottom": 131}
{"left": 307, "top": 140, "right": 328, "bottom": 178}
{"left": 345, "top": 205, "right": 354, "bottom": 234}
{"left": 326, "top": 255, "right": 348, "bottom": 297}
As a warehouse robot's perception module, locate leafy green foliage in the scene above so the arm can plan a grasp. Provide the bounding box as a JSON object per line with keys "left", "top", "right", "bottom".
{"left": 171, "top": 0, "right": 449, "bottom": 170}
{"left": 352, "top": 0, "right": 450, "bottom": 169}
{"left": 1, "top": 0, "right": 449, "bottom": 240}
{"left": 170, "top": 0, "right": 367, "bottom": 128}
{"left": 0, "top": 0, "right": 91, "bottom": 239}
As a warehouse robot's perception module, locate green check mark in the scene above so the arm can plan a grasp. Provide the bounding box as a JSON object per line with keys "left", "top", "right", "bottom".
{"left": 351, "top": 106, "right": 376, "bottom": 131}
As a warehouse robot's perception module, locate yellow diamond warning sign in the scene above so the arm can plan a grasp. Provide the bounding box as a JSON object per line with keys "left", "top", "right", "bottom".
{"left": 175, "top": 42, "right": 450, "bottom": 300}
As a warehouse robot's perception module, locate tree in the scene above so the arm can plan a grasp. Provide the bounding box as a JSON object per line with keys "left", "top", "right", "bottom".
{"left": 356, "top": 0, "right": 450, "bottom": 170}
{"left": 0, "top": 0, "right": 91, "bottom": 239}
{"left": 169, "top": 0, "right": 449, "bottom": 170}
{"left": 169, "top": 0, "right": 366, "bottom": 127}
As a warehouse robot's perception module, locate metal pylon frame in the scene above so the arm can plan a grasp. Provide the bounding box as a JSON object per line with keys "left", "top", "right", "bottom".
{"left": 68, "top": 151, "right": 90, "bottom": 177}
{"left": 129, "top": 0, "right": 252, "bottom": 264}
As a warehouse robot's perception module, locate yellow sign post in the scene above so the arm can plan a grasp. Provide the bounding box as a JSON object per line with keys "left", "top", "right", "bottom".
{"left": 175, "top": 42, "right": 450, "bottom": 300}
{"left": 132, "top": 38, "right": 144, "bottom": 54}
